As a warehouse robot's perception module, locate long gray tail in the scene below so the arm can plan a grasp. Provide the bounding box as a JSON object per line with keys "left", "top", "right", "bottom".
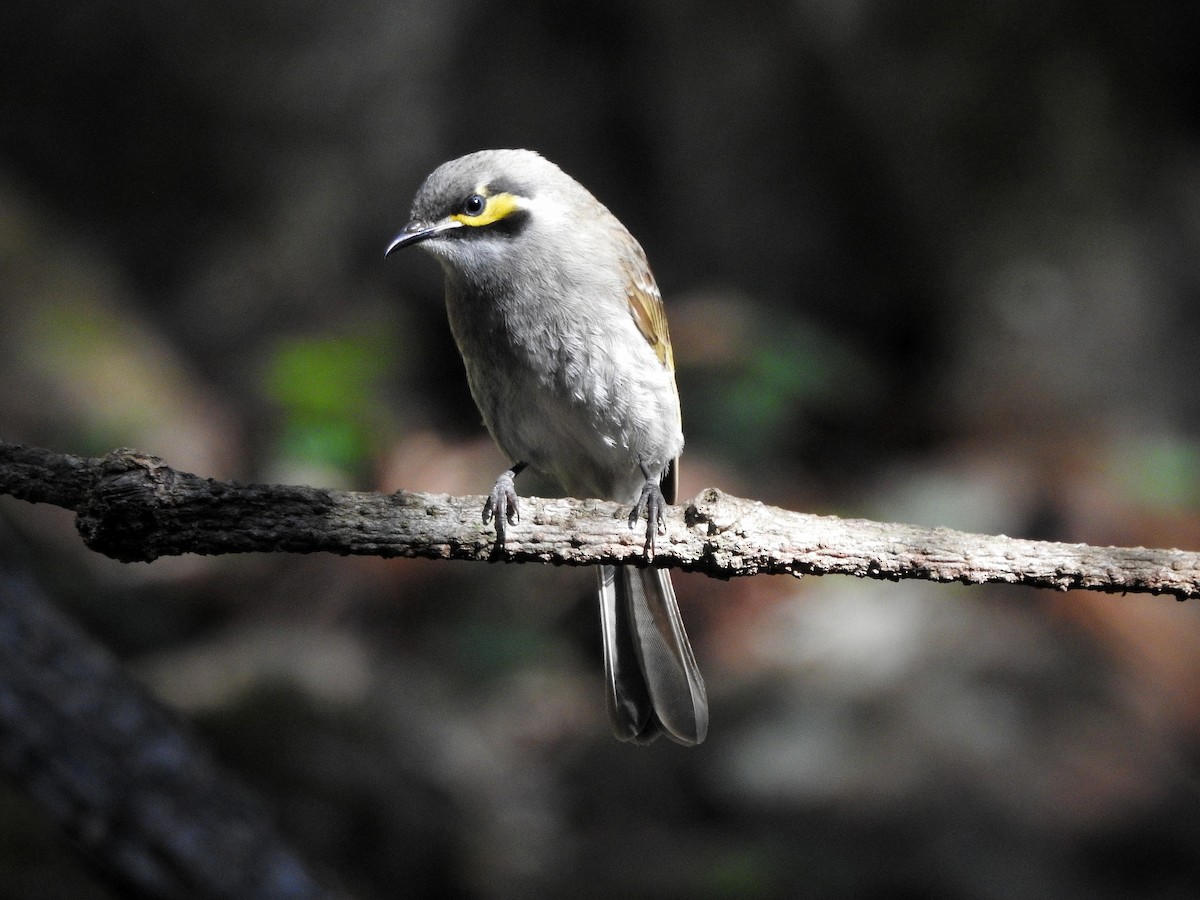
{"left": 598, "top": 564, "right": 708, "bottom": 745}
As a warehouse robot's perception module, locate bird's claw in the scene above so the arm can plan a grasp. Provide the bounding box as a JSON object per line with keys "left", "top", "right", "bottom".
{"left": 483, "top": 469, "right": 520, "bottom": 545}
{"left": 629, "top": 478, "right": 667, "bottom": 556}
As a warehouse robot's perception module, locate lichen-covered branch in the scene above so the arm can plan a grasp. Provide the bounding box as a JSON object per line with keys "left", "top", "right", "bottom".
{"left": 3, "top": 440, "right": 1199, "bottom": 600}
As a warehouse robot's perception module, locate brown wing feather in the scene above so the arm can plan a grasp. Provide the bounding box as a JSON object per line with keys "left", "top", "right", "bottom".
{"left": 614, "top": 224, "right": 681, "bottom": 499}
{"left": 620, "top": 239, "right": 675, "bottom": 371}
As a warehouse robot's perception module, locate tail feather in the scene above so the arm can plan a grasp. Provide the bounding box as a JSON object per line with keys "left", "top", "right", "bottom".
{"left": 598, "top": 565, "right": 652, "bottom": 740}
{"left": 599, "top": 564, "right": 707, "bottom": 746}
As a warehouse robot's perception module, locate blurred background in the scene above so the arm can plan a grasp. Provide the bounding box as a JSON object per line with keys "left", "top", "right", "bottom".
{"left": 3, "top": 1, "right": 1200, "bottom": 897}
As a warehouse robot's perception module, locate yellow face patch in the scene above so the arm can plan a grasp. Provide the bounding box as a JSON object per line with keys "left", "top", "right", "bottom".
{"left": 450, "top": 189, "right": 523, "bottom": 227}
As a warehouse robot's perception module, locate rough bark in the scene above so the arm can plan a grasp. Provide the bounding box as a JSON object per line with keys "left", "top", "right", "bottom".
{"left": 3, "top": 441, "right": 1197, "bottom": 600}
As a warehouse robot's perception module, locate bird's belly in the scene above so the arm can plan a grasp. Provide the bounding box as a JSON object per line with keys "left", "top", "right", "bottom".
{"left": 463, "top": 354, "right": 680, "bottom": 504}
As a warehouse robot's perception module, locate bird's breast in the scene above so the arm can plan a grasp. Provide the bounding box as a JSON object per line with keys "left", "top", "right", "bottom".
{"left": 442, "top": 281, "right": 682, "bottom": 501}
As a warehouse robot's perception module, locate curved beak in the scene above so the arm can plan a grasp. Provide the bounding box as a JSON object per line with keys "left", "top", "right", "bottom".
{"left": 385, "top": 218, "right": 463, "bottom": 256}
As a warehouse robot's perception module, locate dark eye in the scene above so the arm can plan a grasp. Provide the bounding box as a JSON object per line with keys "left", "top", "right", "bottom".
{"left": 461, "top": 194, "right": 486, "bottom": 216}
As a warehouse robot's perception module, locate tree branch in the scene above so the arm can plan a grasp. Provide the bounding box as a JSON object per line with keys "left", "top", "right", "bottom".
{"left": 0, "top": 561, "right": 341, "bottom": 899}
{"left": 3, "top": 440, "right": 1198, "bottom": 600}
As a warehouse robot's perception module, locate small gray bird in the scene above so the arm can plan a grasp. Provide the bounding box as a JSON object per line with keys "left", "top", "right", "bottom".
{"left": 386, "top": 149, "right": 707, "bottom": 745}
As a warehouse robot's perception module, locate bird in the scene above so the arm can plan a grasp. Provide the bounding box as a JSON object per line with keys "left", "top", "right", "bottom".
{"left": 385, "top": 149, "right": 707, "bottom": 745}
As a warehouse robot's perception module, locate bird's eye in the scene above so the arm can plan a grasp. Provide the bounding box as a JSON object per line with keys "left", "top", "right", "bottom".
{"left": 461, "top": 194, "right": 487, "bottom": 217}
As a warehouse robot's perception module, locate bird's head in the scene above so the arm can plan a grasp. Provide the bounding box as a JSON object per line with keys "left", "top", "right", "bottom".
{"left": 386, "top": 149, "right": 586, "bottom": 278}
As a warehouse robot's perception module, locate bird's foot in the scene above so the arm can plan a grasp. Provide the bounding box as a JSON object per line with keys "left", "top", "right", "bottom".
{"left": 483, "top": 469, "right": 521, "bottom": 545}
{"left": 628, "top": 475, "right": 667, "bottom": 556}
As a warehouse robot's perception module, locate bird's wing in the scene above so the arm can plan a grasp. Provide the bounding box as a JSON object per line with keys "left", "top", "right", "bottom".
{"left": 620, "top": 239, "right": 675, "bottom": 371}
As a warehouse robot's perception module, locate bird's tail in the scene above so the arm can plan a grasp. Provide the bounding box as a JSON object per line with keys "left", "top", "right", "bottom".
{"left": 598, "top": 564, "right": 708, "bottom": 745}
